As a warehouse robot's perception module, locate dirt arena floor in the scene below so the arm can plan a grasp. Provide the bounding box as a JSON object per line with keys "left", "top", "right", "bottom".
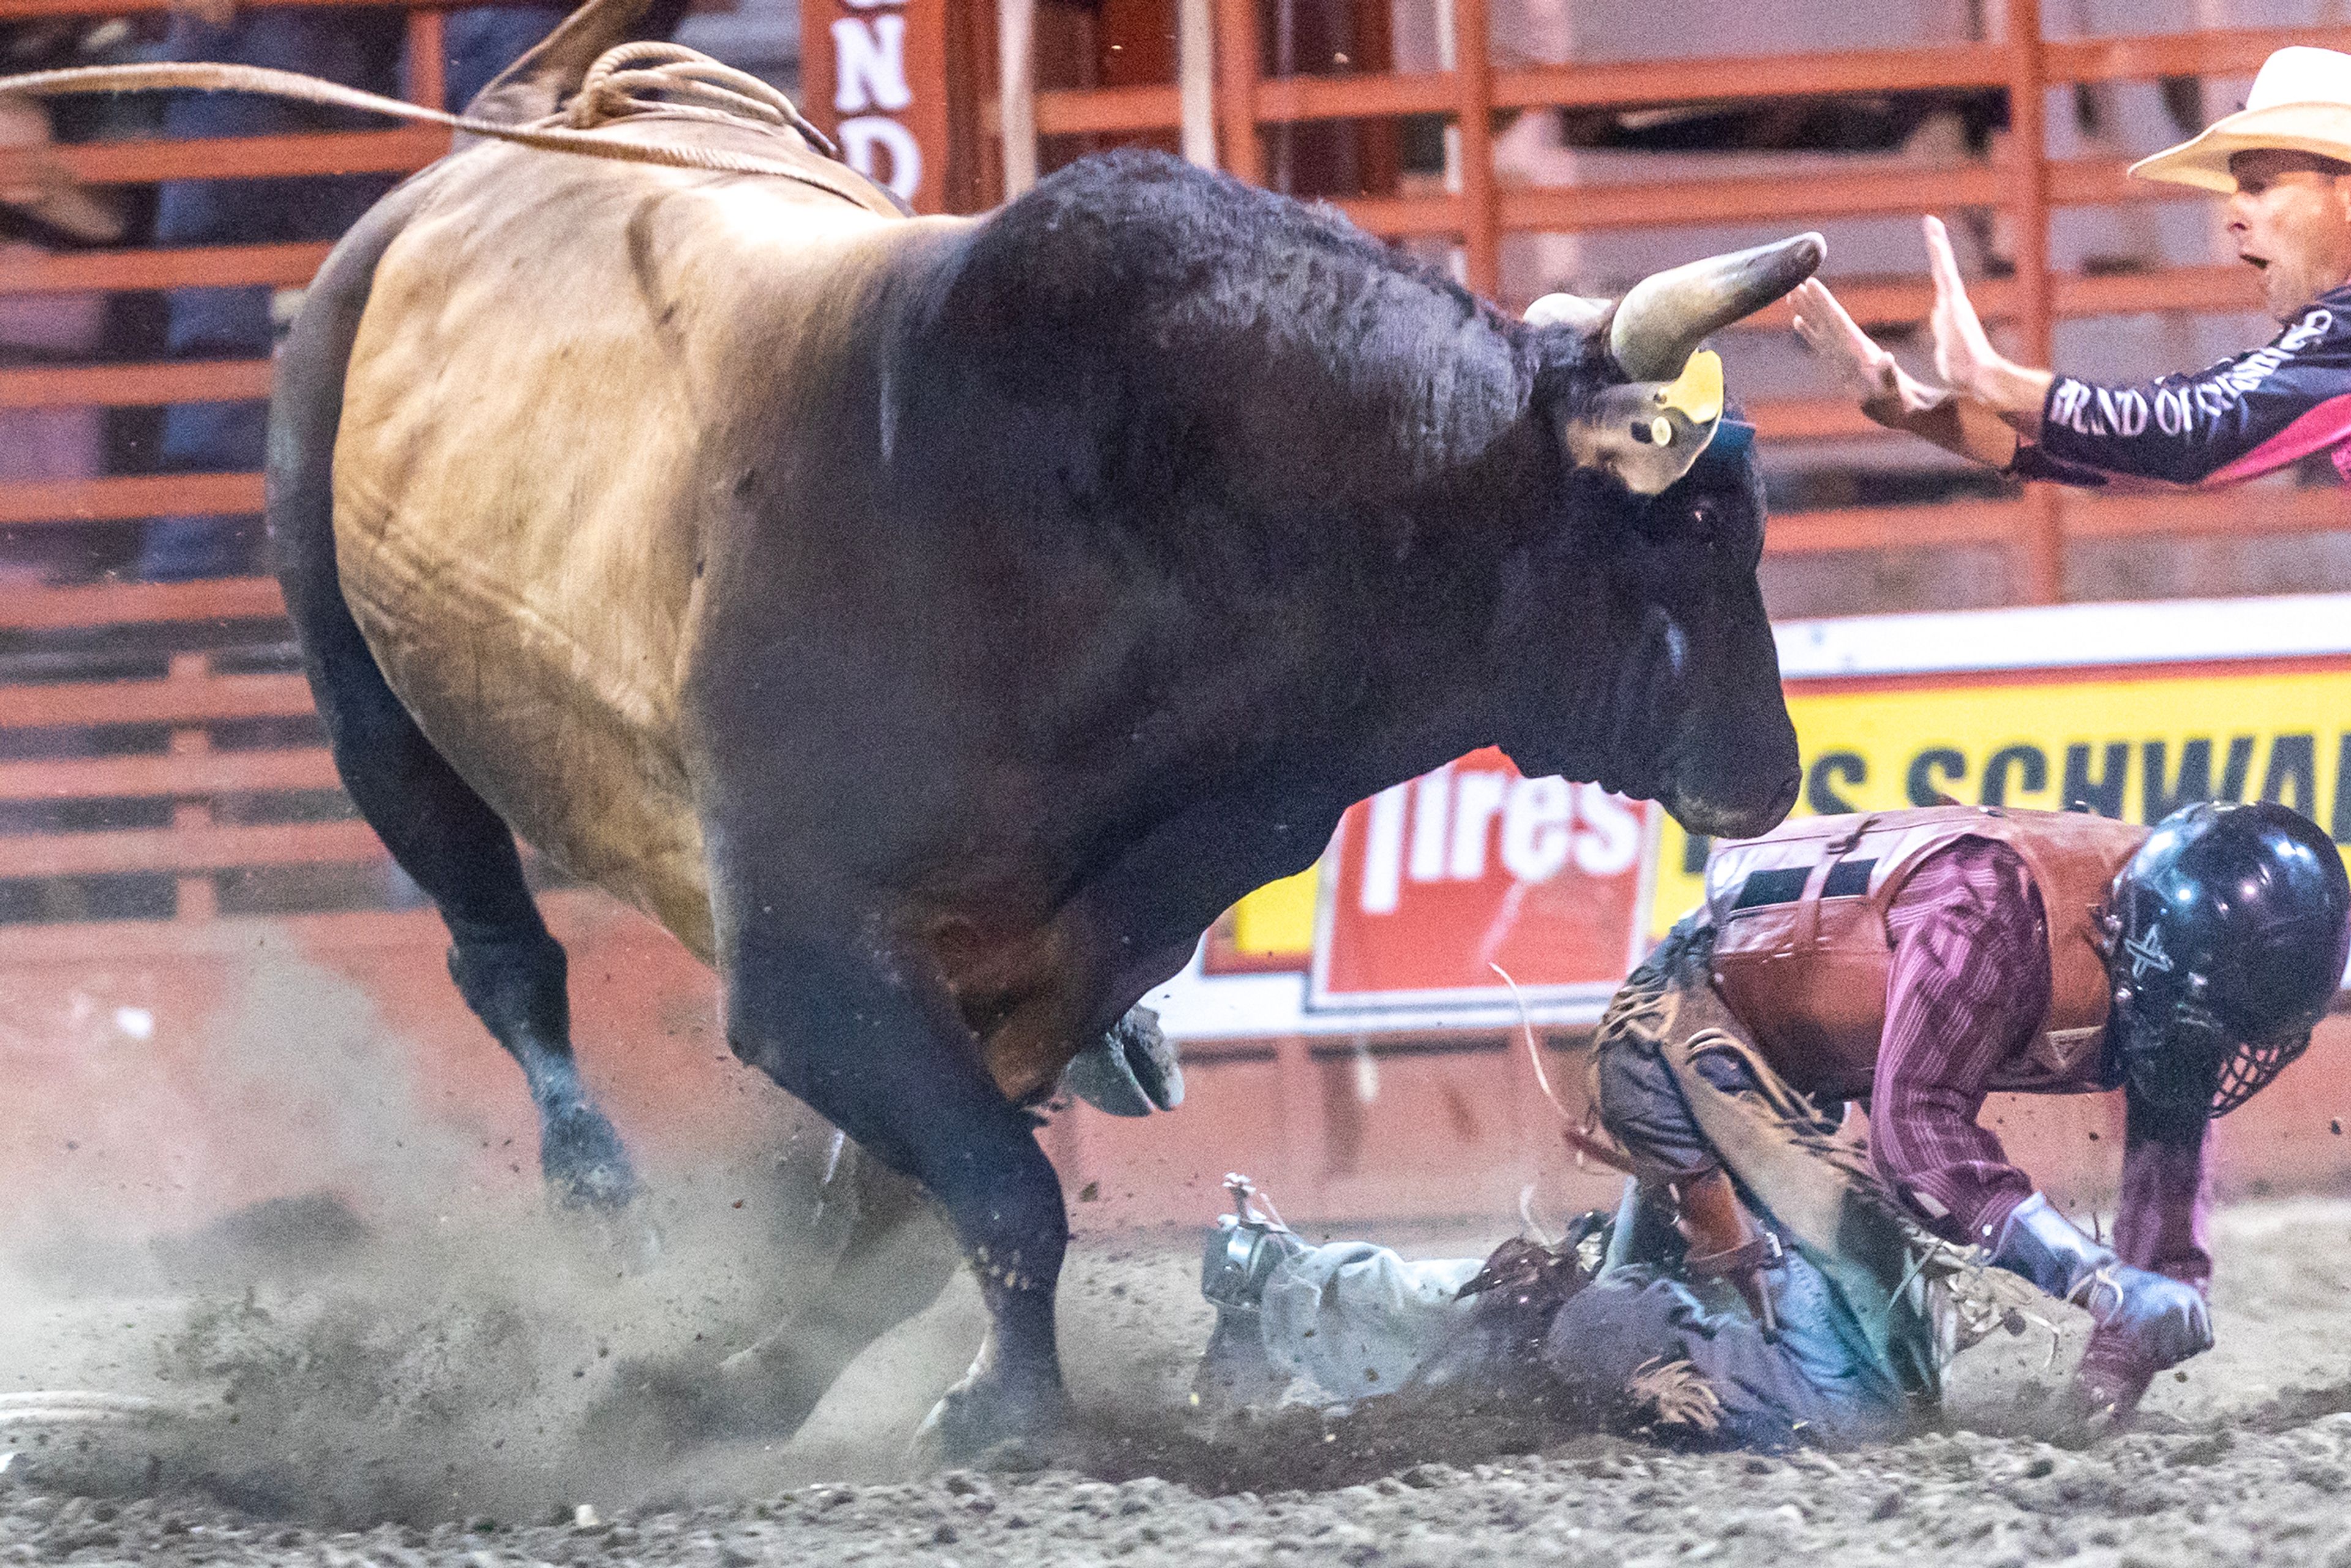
{"left": 4, "top": 1174, "right": 2351, "bottom": 1568}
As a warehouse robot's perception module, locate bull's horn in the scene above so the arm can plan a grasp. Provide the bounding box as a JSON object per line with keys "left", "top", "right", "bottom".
{"left": 1609, "top": 233, "right": 1826, "bottom": 382}
{"left": 1524, "top": 292, "right": 1611, "bottom": 334}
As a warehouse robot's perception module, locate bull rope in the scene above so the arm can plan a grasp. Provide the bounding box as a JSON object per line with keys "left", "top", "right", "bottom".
{"left": 0, "top": 42, "right": 898, "bottom": 213}
{"left": 1491, "top": 961, "right": 1637, "bottom": 1174}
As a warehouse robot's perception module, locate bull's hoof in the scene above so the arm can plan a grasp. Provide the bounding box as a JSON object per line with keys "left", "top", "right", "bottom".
{"left": 541, "top": 1101, "right": 643, "bottom": 1212}
{"left": 909, "top": 1376, "right": 1068, "bottom": 1472}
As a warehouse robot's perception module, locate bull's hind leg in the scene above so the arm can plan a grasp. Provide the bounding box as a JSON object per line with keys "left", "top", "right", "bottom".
{"left": 266, "top": 188, "right": 639, "bottom": 1213}
{"left": 710, "top": 1142, "right": 959, "bottom": 1433}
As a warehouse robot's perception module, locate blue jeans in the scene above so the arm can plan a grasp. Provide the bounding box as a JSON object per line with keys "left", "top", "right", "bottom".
{"left": 1252, "top": 1234, "right": 1912, "bottom": 1449}
{"left": 1543, "top": 1249, "right": 1914, "bottom": 1449}
{"left": 140, "top": 6, "right": 565, "bottom": 581}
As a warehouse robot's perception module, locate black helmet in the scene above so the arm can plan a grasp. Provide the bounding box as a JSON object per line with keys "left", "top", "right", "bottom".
{"left": 2102, "top": 801, "right": 2351, "bottom": 1116}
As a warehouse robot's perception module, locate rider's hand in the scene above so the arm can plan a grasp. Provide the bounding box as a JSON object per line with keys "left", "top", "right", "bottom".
{"left": 2072, "top": 1324, "right": 2159, "bottom": 1422}
{"left": 2092, "top": 1262, "right": 2213, "bottom": 1372}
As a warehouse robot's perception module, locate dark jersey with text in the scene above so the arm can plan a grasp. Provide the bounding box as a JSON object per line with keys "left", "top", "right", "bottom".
{"left": 2017, "top": 283, "right": 2351, "bottom": 486}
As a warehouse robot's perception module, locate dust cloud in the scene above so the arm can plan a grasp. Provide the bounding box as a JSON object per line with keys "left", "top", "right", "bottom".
{"left": 7, "top": 953, "right": 2351, "bottom": 1567}
{"left": 0, "top": 950, "right": 970, "bottom": 1523}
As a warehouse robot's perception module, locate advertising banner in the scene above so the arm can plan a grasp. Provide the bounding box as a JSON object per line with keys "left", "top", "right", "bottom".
{"left": 1151, "top": 595, "right": 2351, "bottom": 1039}
{"left": 1310, "top": 748, "right": 1657, "bottom": 1010}
{"left": 797, "top": 0, "right": 950, "bottom": 211}
{"left": 1648, "top": 653, "right": 2351, "bottom": 941}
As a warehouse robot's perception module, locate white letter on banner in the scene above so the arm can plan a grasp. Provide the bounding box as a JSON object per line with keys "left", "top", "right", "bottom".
{"left": 832, "top": 16, "right": 912, "bottom": 113}
{"left": 1501, "top": 776, "right": 1573, "bottom": 882}
{"left": 1408, "top": 768, "right": 1451, "bottom": 883}
{"left": 1573, "top": 785, "right": 1640, "bottom": 876}
{"left": 1449, "top": 771, "right": 1510, "bottom": 880}
{"left": 1360, "top": 783, "right": 1409, "bottom": 914}
{"left": 838, "top": 116, "right": 923, "bottom": 201}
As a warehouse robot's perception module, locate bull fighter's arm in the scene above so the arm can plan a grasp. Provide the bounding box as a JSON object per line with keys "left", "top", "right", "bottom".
{"left": 1810, "top": 215, "right": 2351, "bottom": 487}
{"left": 2017, "top": 294, "right": 2351, "bottom": 486}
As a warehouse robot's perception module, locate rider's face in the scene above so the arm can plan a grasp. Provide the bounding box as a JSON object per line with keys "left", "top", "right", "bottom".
{"left": 2227, "top": 150, "right": 2351, "bottom": 320}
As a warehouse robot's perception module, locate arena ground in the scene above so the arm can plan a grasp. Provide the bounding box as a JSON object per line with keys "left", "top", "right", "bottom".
{"left": 1, "top": 1176, "right": 2349, "bottom": 1567}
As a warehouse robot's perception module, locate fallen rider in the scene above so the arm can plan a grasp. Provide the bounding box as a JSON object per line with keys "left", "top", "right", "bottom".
{"left": 1192, "top": 801, "right": 2351, "bottom": 1447}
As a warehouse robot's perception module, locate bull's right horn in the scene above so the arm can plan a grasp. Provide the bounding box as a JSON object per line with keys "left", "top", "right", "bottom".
{"left": 1610, "top": 233, "right": 1826, "bottom": 382}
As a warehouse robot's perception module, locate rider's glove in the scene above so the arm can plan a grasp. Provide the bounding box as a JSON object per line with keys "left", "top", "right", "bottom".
{"left": 2073, "top": 1324, "right": 2159, "bottom": 1420}
{"left": 1991, "top": 1192, "right": 2213, "bottom": 1372}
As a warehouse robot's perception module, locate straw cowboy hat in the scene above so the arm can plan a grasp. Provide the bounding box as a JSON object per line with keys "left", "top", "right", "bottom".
{"left": 2132, "top": 46, "right": 2351, "bottom": 193}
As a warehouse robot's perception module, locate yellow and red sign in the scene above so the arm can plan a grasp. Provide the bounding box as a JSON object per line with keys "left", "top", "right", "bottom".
{"left": 1311, "top": 748, "right": 1656, "bottom": 1008}
{"left": 1648, "top": 653, "right": 2351, "bottom": 940}
{"left": 1190, "top": 609, "right": 2351, "bottom": 1030}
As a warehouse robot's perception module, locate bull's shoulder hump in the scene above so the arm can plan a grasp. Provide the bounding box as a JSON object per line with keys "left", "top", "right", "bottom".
{"left": 383, "top": 130, "right": 954, "bottom": 301}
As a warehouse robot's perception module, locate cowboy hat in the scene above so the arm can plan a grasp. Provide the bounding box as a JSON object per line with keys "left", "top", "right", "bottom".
{"left": 2131, "top": 46, "right": 2351, "bottom": 193}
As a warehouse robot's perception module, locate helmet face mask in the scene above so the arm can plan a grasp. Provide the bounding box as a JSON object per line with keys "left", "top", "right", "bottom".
{"left": 2109, "top": 981, "right": 2256, "bottom": 1114}
{"left": 2101, "top": 801, "right": 2351, "bottom": 1119}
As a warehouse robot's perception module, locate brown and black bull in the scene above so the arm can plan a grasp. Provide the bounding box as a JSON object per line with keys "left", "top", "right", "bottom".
{"left": 265, "top": 0, "right": 1813, "bottom": 1459}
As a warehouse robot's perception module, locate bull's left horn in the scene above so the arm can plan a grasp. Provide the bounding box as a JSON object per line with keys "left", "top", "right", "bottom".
{"left": 1524, "top": 292, "right": 1610, "bottom": 334}
{"left": 1610, "top": 233, "right": 1825, "bottom": 382}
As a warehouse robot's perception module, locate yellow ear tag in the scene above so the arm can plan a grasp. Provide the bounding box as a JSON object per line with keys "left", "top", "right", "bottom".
{"left": 1657, "top": 348, "right": 1725, "bottom": 427}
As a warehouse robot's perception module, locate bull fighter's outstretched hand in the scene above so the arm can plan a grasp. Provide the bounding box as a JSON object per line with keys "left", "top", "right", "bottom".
{"left": 1792, "top": 272, "right": 2022, "bottom": 469}
{"left": 1922, "top": 215, "right": 2053, "bottom": 433}
{"left": 1792, "top": 277, "right": 1932, "bottom": 416}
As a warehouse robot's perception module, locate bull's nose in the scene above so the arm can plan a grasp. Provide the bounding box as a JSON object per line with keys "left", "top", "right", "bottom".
{"left": 1733, "top": 769, "right": 1801, "bottom": 838}
{"left": 1674, "top": 767, "right": 1799, "bottom": 842}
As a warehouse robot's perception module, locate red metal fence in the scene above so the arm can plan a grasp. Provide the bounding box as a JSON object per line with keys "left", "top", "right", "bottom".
{"left": 2, "top": 4, "right": 2347, "bottom": 1234}
{"left": 989, "top": 1, "right": 2346, "bottom": 604}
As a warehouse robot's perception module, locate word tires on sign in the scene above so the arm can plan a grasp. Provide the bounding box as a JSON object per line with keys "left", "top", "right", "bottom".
{"left": 1311, "top": 747, "right": 1659, "bottom": 1010}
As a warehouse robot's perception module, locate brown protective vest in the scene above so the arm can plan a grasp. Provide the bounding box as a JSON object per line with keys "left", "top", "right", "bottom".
{"left": 1704, "top": 806, "right": 2149, "bottom": 1101}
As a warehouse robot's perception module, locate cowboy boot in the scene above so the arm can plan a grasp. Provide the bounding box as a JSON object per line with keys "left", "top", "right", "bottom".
{"left": 1192, "top": 1175, "right": 1305, "bottom": 1412}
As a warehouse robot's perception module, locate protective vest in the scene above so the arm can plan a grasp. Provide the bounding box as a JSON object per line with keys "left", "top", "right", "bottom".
{"left": 1703, "top": 806, "right": 2150, "bottom": 1101}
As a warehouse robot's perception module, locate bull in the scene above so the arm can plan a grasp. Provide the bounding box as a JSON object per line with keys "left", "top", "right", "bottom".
{"left": 258, "top": 0, "right": 1814, "bottom": 1458}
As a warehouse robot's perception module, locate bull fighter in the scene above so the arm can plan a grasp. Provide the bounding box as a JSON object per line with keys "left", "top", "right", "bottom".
{"left": 1194, "top": 801, "right": 2350, "bottom": 1447}
{"left": 1795, "top": 46, "right": 2351, "bottom": 489}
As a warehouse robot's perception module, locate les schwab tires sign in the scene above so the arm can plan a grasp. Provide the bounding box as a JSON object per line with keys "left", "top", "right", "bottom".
{"left": 1310, "top": 747, "right": 1658, "bottom": 1011}
{"left": 1263, "top": 596, "right": 2351, "bottom": 1029}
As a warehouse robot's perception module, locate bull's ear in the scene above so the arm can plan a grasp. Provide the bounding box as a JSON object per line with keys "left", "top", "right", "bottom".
{"left": 1524, "top": 292, "right": 1611, "bottom": 336}
{"left": 1559, "top": 349, "right": 1725, "bottom": 496}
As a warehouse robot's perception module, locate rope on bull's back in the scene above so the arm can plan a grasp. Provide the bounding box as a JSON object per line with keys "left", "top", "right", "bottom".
{"left": 0, "top": 43, "right": 894, "bottom": 213}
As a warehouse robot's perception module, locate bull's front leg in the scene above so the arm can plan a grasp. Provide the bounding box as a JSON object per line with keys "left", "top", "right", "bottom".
{"left": 718, "top": 917, "right": 1073, "bottom": 1461}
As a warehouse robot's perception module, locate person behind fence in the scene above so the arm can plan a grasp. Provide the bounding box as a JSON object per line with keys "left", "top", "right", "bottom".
{"left": 1792, "top": 46, "right": 2351, "bottom": 490}
{"left": 1194, "top": 800, "right": 2351, "bottom": 1447}
{"left": 135, "top": 0, "right": 691, "bottom": 581}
